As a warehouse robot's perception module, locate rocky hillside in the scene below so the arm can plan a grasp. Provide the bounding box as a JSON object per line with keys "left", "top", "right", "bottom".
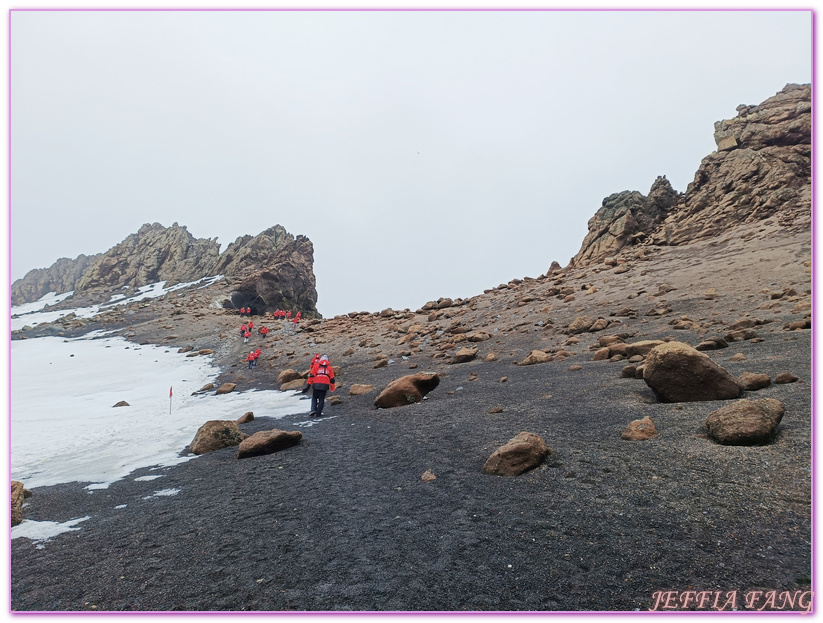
{"left": 11, "top": 223, "right": 319, "bottom": 316}
{"left": 571, "top": 83, "right": 811, "bottom": 266}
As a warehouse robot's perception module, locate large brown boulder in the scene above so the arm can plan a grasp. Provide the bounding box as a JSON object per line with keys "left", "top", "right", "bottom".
{"left": 189, "top": 420, "right": 249, "bottom": 455}
{"left": 11, "top": 481, "right": 31, "bottom": 527}
{"left": 236, "top": 429, "right": 302, "bottom": 459}
{"left": 374, "top": 373, "right": 440, "bottom": 409}
{"left": 482, "top": 432, "right": 550, "bottom": 477}
{"left": 705, "top": 398, "right": 785, "bottom": 445}
{"left": 643, "top": 341, "right": 741, "bottom": 402}
{"left": 277, "top": 369, "right": 302, "bottom": 384}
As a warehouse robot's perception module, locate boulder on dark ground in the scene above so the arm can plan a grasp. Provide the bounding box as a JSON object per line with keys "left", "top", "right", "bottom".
{"left": 190, "top": 420, "right": 249, "bottom": 455}
{"left": 621, "top": 416, "right": 658, "bottom": 441}
{"left": 349, "top": 384, "right": 376, "bottom": 396}
{"left": 775, "top": 372, "right": 800, "bottom": 384}
{"left": 374, "top": 373, "right": 440, "bottom": 408}
{"left": 482, "top": 432, "right": 550, "bottom": 477}
{"left": 705, "top": 398, "right": 785, "bottom": 445}
{"left": 738, "top": 372, "right": 771, "bottom": 391}
{"left": 237, "top": 429, "right": 302, "bottom": 459}
{"left": 643, "top": 341, "right": 741, "bottom": 402}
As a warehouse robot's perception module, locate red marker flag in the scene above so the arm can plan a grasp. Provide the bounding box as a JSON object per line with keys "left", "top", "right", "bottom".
{"left": 170, "top": 386, "right": 173, "bottom": 397}
{"left": 169, "top": 386, "right": 173, "bottom": 415}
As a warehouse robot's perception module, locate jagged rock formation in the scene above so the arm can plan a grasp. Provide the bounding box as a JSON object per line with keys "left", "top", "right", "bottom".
{"left": 75, "top": 223, "right": 221, "bottom": 292}
{"left": 571, "top": 84, "right": 811, "bottom": 266}
{"left": 12, "top": 223, "right": 319, "bottom": 315}
{"left": 10, "top": 254, "right": 98, "bottom": 306}
{"left": 572, "top": 176, "right": 680, "bottom": 266}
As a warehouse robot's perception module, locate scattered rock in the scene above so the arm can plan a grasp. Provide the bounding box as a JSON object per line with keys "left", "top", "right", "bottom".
{"left": 569, "top": 365, "right": 583, "bottom": 371}
{"left": 519, "top": 350, "right": 552, "bottom": 366}
{"left": 621, "top": 365, "right": 637, "bottom": 378}
{"left": 621, "top": 416, "right": 658, "bottom": 441}
{"left": 728, "top": 353, "right": 747, "bottom": 362}
{"left": 113, "top": 401, "right": 129, "bottom": 408}
{"left": 216, "top": 383, "right": 237, "bottom": 395}
{"left": 11, "top": 481, "right": 31, "bottom": 527}
{"left": 236, "top": 429, "right": 302, "bottom": 459}
{"left": 277, "top": 369, "right": 302, "bottom": 384}
{"left": 349, "top": 384, "right": 376, "bottom": 396}
{"left": 190, "top": 420, "right": 249, "bottom": 455}
{"left": 589, "top": 318, "right": 609, "bottom": 332}
{"left": 421, "top": 469, "right": 437, "bottom": 482}
{"left": 329, "top": 396, "right": 342, "bottom": 405}
{"left": 643, "top": 341, "right": 741, "bottom": 402}
{"left": 236, "top": 411, "right": 254, "bottom": 424}
{"left": 775, "top": 372, "right": 799, "bottom": 384}
{"left": 488, "top": 406, "right": 504, "bottom": 414}
{"left": 482, "top": 432, "right": 550, "bottom": 477}
{"left": 624, "top": 340, "right": 664, "bottom": 357}
{"left": 197, "top": 383, "right": 215, "bottom": 393}
{"left": 451, "top": 347, "right": 478, "bottom": 364}
{"left": 705, "top": 398, "right": 785, "bottom": 445}
{"left": 592, "top": 348, "right": 611, "bottom": 361}
{"left": 568, "top": 316, "right": 595, "bottom": 334}
{"left": 737, "top": 372, "right": 771, "bottom": 391}
{"left": 280, "top": 379, "right": 306, "bottom": 391}
{"left": 374, "top": 373, "right": 440, "bottom": 408}
{"left": 725, "top": 329, "right": 758, "bottom": 342}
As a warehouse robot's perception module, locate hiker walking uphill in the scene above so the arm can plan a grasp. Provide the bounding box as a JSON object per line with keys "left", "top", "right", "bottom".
{"left": 303, "top": 355, "right": 335, "bottom": 417}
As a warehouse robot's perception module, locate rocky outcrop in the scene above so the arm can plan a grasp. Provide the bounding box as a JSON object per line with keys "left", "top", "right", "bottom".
{"left": 571, "top": 176, "right": 680, "bottom": 266}
{"left": 12, "top": 223, "right": 319, "bottom": 315}
{"left": 189, "top": 420, "right": 249, "bottom": 455}
{"left": 221, "top": 228, "right": 318, "bottom": 315}
{"left": 705, "top": 398, "right": 785, "bottom": 445}
{"left": 236, "top": 429, "right": 302, "bottom": 459}
{"left": 643, "top": 341, "right": 741, "bottom": 403}
{"left": 482, "top": 432, "right": 550, "bottom": 476}
{"left": 10, "top": 254, "right": 98, "bottom": 306}
{"left": 374, "top": 373, "right": 440, "bottom": 408}
{"left": 570, "top": 84, "right": 810, "bottom": 266}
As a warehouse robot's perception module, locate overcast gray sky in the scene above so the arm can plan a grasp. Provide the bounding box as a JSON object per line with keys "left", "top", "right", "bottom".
{"left": 9, "top": 9, "right": 812, "bottom": 318}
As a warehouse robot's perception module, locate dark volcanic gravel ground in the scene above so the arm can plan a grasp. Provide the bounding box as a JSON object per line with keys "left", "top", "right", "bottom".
{"left": 11, "top": 327, "right": 811, "bottom": 612}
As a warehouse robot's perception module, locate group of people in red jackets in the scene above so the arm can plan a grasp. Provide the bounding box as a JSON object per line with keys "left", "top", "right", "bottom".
{"left": 246, "top": 348, "right": 261, "bottom": 369}
{"left": 302, "top": 353, "right": 335, "bottom": 417}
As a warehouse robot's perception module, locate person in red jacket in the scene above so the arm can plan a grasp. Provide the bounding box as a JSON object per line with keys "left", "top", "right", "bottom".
{"left": 248, "top": 320, "right": 254, "bottom": 331}
{"left": 305, "top": 355, "right": 335, "bottom": 417}
{"left": 247, "top": 351, "right": 255, "bottom": 369}
{"left": 243, "top": 330, "right": 251, "bottom": 344}
{"left": 253, "top": 348, "right": 261, "bottom": 367}
{"left": 296, "top": 311, "right": 302, "bottom": 321}
{"left": 260, "top": 326, "right": 269, "bottom": 338}
{"left": 240, "top": 323, "right": 248, "bottom": 338}
{"left": 240, "top": 306, "right": 246, "bottom": 316}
